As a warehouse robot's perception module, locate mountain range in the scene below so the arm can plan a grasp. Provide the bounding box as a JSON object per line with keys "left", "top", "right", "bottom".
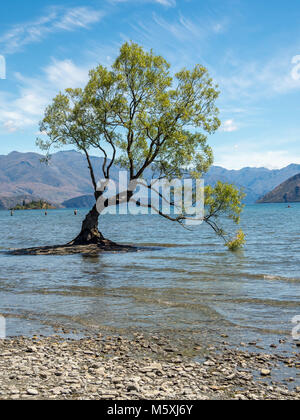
{"left": 0, "top": 150, "right": 300, "bottom": 209}
{"left": 257, "top": 173, "right": 300, "bottom": 203}
{"left": 0, "top": 150, "right": 119, "bottom": 209}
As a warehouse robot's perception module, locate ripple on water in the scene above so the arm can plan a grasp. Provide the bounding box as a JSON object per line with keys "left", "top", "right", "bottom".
{"left": 0, "top": 205, "right": 299, "bottom": 354}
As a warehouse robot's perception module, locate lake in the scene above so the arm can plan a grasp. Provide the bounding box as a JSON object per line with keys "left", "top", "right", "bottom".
{"left": 0, "top": 204, "right": 299, "bottom": 354}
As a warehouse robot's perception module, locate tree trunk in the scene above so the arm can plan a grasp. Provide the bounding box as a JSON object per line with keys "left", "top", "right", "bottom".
{"left": 69, "top": 204, "right": 105, "bottom": 245}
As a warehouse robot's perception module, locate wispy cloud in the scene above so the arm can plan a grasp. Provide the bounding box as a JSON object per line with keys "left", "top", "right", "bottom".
{"left": 0, "top": 6, "right": 104, "bottom": 54}
{"left": 152, "top": 14, "right": 204, "bottom": 41}
{"left": 124, "top": 12, "right": 228, "bottom": 73}
{"left": 108, "top": 0, "right": 176, "bottom": 7}
{"left": 216, "top": 50, "right": 300, "bottom": 101}
{"left": 0, "top": 58, "right": 92, "bottom": 133}
{"left": 154, "top": 0, "right": 176, "bottom": 6}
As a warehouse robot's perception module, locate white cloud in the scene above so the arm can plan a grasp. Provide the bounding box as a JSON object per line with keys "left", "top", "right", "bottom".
{"left": 221, "top": 119, "right": 238, "bottom": 132}
{"left": 108, "top": 0, "right": 176, "bottom": 6}
{"left": 0, "top": 6, "right": 104, "bottom": 54}
{"left": 44, "top": 59, "right": 89, "bottom": 90}
{"left": 0, "top": 58, "right": 91, "bottom": 133}
{"left": 217, "top": 50, "right": 300, "bottom": 101}
{"left": 155, "top": 0, "right": 176, "bottom": 6}
{"left": 214, "top": 149, "right": 300, "bottom": 170}
{"left": 152, "top": 14, "right": 205, "bottom": 41}
{"left": 291, "top": 55, "right": 300, "bottom": 81}
{"left": 1, "top": 111, "right": 35, "bottom": 132}
{"left": 54, "top": 7, "right": 103, "bottom": 31}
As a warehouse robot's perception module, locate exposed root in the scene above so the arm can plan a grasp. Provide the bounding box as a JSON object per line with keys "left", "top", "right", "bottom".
{"left": 8, "top": 240, "right": 138, "bottom": 256}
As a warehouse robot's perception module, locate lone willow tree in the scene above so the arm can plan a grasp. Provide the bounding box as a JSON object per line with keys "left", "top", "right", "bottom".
{"left": 38, "top": 42, "right": 245, "bottom": 251}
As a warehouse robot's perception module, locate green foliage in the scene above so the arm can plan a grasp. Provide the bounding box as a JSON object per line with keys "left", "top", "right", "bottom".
{"left": 205, "top": 182, "right": 245, "bottom": 224}
{"left": 204, "top": 182, "right": 246, "bottom": 250}
{"left": 37, "top": 41, "right": 245, "bottom": 250}
{"left": 225, "top": 230, "right": 246, "bottom": 251}
{"left": 12, "top": 200, "right": 54, "bottom": 210}
{"left": 37, "top": 41, "right": 220, "bottom": 180}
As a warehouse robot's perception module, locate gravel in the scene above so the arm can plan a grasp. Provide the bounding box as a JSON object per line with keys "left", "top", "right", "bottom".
{"left": 0, "top": 333, "right": 299, "bottom": 400}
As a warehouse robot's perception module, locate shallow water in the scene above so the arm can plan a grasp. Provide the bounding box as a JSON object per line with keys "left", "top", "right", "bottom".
{"left": 0, "top": 204, "right": 299, "bottom": 354}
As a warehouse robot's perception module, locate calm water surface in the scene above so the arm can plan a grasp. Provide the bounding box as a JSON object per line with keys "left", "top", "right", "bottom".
{"left": 0, "top": 204, "right": 299, "bottom": 354}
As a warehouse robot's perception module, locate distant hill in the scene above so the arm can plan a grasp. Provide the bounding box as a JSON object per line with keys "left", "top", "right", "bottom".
{"left": 257, "top": 173, "right": 300, "bottom": 203}
{"left": 0, "top": 150, "right": 119, "bottom": 207}
{"left": 1, "top": 150, "right": 300, "bottom": 208}
{"left": 62, "top": 195, "right": 96, "bottom": 208}
{"left": 204, "top": 164, "right": 300, "bottom": 203}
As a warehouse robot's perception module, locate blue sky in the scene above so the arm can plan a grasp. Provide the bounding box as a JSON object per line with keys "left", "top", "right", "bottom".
{"left": 0, "top": 0, "right": 300, "bottom": 169}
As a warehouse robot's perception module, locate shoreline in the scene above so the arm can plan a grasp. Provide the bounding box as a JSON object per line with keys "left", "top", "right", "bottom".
{"left": 0, "top": 333, "right": 299, "bottom": 400}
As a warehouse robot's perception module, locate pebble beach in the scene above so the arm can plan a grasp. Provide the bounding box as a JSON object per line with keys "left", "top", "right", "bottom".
{"left": 0, "top": 332, "right": 299, "bottom": 400}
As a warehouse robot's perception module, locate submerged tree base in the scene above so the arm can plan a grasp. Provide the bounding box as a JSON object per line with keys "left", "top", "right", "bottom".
{"left": 9, "top": 239, "right": 139, "bottom": 256}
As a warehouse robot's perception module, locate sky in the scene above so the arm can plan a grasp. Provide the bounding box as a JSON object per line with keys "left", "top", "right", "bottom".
{"left": 0, "top": 0, "right": 300, "bottom": 169}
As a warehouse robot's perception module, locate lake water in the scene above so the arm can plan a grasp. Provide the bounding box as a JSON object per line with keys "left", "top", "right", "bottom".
{"left": 0, "top": 204, "right": 299, "bottom": 355}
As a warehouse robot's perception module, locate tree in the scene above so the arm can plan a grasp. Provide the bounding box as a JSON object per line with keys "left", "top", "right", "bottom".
{"left": 37, "top": 42, "right": 245, "bottom": 250}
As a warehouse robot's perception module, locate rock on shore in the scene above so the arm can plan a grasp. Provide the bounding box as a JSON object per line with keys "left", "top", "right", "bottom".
{"left": 0, "top": 334, "right": 299, "bottom": 400}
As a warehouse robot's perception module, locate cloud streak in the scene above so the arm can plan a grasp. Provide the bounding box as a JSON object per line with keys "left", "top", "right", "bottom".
{"left": 0, "top": 6, "right": 104, "bottom": 54}
{"left": 154, "top": 0, "right": 176, "bottom": 6}
{"left": 108, "top": 0, "right": 176, "bottom": 6}
{"left": 216, "top": 50, "right": 300, "bottom": 102}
